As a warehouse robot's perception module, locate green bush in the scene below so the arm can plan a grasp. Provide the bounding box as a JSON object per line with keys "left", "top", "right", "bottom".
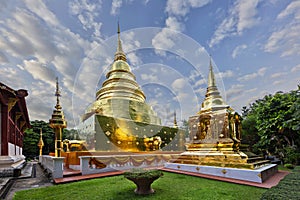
{"left": 124, "top": 168, "right": 163, "bottom": 179}
{"left": 284, "top": 163, "right": 294, "bottom": 169}
{"left": 283, "top": 146, "right": 300, "bottom": 165}
{"left": 261, "top": 166, "right": 300, "bottom": 199}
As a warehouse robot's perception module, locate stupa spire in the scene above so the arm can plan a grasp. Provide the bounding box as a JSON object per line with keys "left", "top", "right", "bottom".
{"left": 200, "top": 56, "right": 227, "bottom": 111}
{"left": 208, "top": 55, "right": 216, "bottom": 88}
{"left": 114, "top": 21, "right": 127, "bottom": 62}
{"left": 55, "top": 77, "right": 62, "bottom": 110}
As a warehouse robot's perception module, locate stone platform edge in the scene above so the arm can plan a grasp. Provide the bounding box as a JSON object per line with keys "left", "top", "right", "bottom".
{"left": 164, "top": 163, "right": 278, "bottom": 183}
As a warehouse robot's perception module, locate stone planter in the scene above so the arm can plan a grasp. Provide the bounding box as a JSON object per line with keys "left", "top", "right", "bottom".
{"left": 124, "top": 169, "right": 163, "bottom": 195}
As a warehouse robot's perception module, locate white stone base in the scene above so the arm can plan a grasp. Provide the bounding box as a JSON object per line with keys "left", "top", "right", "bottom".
{"left": 0, "top": 155, "right": 25, "bottom": 168}
{"left": 0, "top": 155, "right": 26, "bottom": 177}
{"left": 164, "top": 163, "right": 278, "bottom": 183}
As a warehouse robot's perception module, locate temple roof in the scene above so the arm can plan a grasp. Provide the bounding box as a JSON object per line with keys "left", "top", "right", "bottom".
{"left": 0, "top": 82, "right": 31, "bottom": 129}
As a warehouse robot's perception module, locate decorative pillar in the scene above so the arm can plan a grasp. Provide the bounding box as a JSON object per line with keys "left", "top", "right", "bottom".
{"left": 49, "top": 77, "right": 67, "bottom": 157}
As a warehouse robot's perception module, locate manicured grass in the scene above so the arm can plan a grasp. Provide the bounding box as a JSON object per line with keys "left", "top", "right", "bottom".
{"left": 13, "top": 172, "right": 266, "bottom": 200}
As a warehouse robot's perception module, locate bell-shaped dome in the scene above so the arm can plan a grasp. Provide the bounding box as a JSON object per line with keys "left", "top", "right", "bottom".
{"left": 83, "top": 24, "right": 161, "bottom": 125}
{"left": 96, "top": 59, "right": 146, "bottom": 102}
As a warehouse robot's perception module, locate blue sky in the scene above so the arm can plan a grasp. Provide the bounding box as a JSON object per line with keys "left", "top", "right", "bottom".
{"left": 0, "top": 0, "right": 299, "bottom": 128}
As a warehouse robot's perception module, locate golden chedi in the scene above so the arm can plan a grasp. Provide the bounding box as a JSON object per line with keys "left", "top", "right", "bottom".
{"left": 79, "top": 24, "right": 183, "bottom": 152}
{"left": 173, "top": 58, "right": 269, "bottom": 169}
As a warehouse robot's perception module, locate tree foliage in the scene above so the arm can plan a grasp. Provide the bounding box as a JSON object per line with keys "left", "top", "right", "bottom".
{"left": 23, "top": 120, "right": 78, "bottom": 159}
{"left": 242, "top": 87, "right": 300, "bottom": 164}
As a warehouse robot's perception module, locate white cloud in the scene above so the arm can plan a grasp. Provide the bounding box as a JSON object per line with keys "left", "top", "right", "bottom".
{"left": 271, "top": 72, "right": 287, "bottom": 79}
{"left": 0, "top": 52, "right": 8, "bottom": 63}
{"left": 165, "top": 16, "right": 184, "bottom": 31}
{"left": 127, "top": 52, "right": 142, "bottom": 66}
{"left": 226, "top": 84, "right": 244, "bottom": 100}
{"left": 111, "top": 0, "right": 122, "bottom": 16}
{"left": 273, "top": 80, "right": 284, "bottom": 85}
{"left": 22, "top": 59, "right": 56, "bottom": 86}
{"left": 236, "top": 0, "right": 260, "bottom": 33}
{"left": 172, "top": 78, "right": 187, "bottom": 90}
{"left": 238, "top": 72, "right": 258, "bottom": 82}
{"left": 165, "top": 0, "right": 211, "bottom": 17}
{"left": 152, "top": 28, "right": 176, "bottom": 56}
{"left": 24, "top": 0, "right": 60, "bottom": 27}
{"left": 264, "top": 1, "right": 300, "bottom": 57}
{"left": 291, "top": 64, "right": 300, "bottom": 72}
{"left": 277, "top": 1, "right": 300, "bottom": 20}
{"left": 216, "top": 70, "right": 235, "bottom": 79}
{"left": 152, "top": 0, "right": 211, "bottom": 56}
{"left": 141, "top": 74, "right": 158, "bottom": 82}
{"left": 238, "top": 67, "right": 267, "bottom": 82}
{"left": 257, "top": 67, "right": 267, "bottom": 76}
{"left": 209, "top": 0, "right": 259, "bottom": 47}
{"left": 232, "top": 44, "right": 247, "bottom": 58}
{"left": 69, "top": 0, "right": 103, "bottom": 38}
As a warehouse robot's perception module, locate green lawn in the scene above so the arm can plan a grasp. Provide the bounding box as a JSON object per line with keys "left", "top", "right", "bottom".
{"left": 13, "top": 172, "right": 266, "bottom": 200}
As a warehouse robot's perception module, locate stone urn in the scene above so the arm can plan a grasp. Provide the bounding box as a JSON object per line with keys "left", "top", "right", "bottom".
{"left": 124, "top": 169, "right": 163, "bottom": 195}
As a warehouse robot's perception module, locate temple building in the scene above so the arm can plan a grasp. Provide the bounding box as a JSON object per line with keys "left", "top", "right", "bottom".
{"left": 0, "top": 82, "right": 30, "bottom": 177}
{"left": 77, "top": 24, "right": 185, "bottom": 152}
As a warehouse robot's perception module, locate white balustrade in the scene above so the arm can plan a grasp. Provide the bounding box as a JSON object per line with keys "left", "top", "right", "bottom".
{"left": 39, "top": 155, "right": 64, "bottom": 178}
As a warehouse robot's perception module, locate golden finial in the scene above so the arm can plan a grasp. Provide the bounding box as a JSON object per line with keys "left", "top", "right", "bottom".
{"left": 114, "top": 21, "right": 127, "bottom": 62}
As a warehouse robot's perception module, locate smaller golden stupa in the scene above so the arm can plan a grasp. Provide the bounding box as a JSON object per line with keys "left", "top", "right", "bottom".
{"left": 173, "top": 58, "right": 269, "bottom": 169}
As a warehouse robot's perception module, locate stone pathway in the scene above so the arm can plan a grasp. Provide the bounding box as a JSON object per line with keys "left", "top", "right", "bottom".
{"left": 4, "top": 162, "right": 53, "bottom": 200}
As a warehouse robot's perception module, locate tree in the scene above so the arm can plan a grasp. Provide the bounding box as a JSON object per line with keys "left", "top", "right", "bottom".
{"left": 23, "top": 120, "right": 79, "bottom": 159}
{"left": 242, "top": 87, "right": 300, "bottom": 164}
{"left": 23, "top": 120, "right": 55, "bottom": 159}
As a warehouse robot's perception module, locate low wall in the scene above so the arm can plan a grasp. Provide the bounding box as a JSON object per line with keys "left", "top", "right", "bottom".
{"left": 80, "top": 154, "right": 180, "bottom": 175}
{"left": 40, "top": 155, "right": 64, "bottom": 179}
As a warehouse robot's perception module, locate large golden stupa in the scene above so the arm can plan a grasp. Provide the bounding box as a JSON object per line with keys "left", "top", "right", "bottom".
{"left": 78, "top": 24, "right": 184, "bottom": 152}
